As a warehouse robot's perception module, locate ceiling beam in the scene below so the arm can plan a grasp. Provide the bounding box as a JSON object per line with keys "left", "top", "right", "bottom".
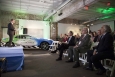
{"left": 44, "top": 0, "right": 72, "bottom": 21}
{"left": 53, "top": 0, "right": 99, "bottom": 22}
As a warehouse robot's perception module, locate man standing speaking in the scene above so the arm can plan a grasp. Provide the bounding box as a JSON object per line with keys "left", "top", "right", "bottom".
{"left": 7, "top": 19, "right": 15, "bottom": 47}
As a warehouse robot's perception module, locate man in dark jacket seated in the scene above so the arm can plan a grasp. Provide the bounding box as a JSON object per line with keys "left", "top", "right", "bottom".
{"left": 86, "top": 25, "right": 114, "bottom": 75}
{"left": 68, "top": 27, "right": 91, "bottom": 68}
{"left": 56, "top": 31, "right": 76, "bottom": 61}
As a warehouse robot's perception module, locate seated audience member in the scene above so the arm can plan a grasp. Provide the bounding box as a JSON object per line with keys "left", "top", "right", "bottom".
{"left": 74, "top": 35, "right": 76, "bottom": 38}
{"left": 89, "top": 32, "right": 94, "bottom": 42}
{"left": 66, "top": 33, "right": 81, "bottom": 62}
{"left": 56, "top": 31, "right": 76, "bottom": 61}
{"left": 51, "top": 34, "right": 68, "bottom": 53}
{"left": 92, "top": 30, "right": 102, "bottom": 50}
{"left": 86, "top": 25, "right": 114, "bottom": 75}
{"left": 76, "top": 33, "right": 80, "bottom": 43}
{"left": 62, "top": 34, "right": 68, "bottom": 42}
{"left": 59, "top": 34, "right": 63, "bottom": 42}
{"left": 89, "top": 32, "right": 95, "bottom": 50}
{"left": 66, "top": 28, "right": 91, "bottom": 67}
{"left": 97, "top": 30, "right": 102, "bottom": 42}
{"left": 66, "top": 35, "right": 69, "bottom": 39}
{"left": 93, "top": 31, "right": 98, "bottom": 42}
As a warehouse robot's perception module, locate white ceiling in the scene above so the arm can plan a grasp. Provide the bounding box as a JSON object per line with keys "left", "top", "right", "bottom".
{"left": 0, "top": 0, "right": 66, "bottom": 15}
{"left": 1, "top": 0, "right": 114, "bottom": 24}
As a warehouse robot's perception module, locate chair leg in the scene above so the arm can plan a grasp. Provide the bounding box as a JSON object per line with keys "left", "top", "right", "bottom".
{"left": 110, "top": 61, "right": 115, "bottom": 77}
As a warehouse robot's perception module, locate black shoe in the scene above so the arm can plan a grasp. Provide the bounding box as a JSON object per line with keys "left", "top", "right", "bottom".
{"left": 72, "top": 62, "right": 80, "bottom": 68}
{"left": 8, "top": 45, "right": 12, "bottom": 47}
{"left": 56, "top": 58, "right": 62, "bottom": 61}
{"left": 85, "top": 67, "right": 94, "bottom": 71}
{"left": 51, "top": 50, "right": 57, "bottom": 53}
{"left": 96, "top": 69, "right": 106, "bottom": 75}
{"left": 66, "top": 60, "right": 73, "bottom": 63}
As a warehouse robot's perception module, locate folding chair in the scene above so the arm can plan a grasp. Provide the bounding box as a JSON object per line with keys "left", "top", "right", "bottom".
{"left": 79, "top": 41, "right": 92, "bottom": 65}
{"left": 79, "top": 53, "right": 87, "bottom": 65}
{"left": 63, "top": 50, "right": 68, "bottom": 57}
{"left": 104, "top": 57, "right": 115, "bottom": 77}
{"left": 49, "top": 41, "right": 59, "bottom": 51}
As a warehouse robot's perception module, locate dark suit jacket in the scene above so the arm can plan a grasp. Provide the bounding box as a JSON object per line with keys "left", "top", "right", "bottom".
{"left": 96, "top": 32, "right": 114, "bottom": 54}
{"left": 7, "top": 23, "right": 15, "bottom": 35}
{"left": 67, "top": 36, "right": 76, "bottom": 46}
{"left": 73, "top": 34, "right": 91, "bottom": 52}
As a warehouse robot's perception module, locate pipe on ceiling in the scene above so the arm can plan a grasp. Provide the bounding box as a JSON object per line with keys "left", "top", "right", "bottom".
{"left": 44, "top": 0, "right": 72, "bottom": 21}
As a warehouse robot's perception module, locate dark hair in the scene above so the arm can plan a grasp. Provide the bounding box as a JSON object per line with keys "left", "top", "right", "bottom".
{"left": 64, "top": 34, "right": 67, "bottom": 36}
{"left": 70, "top": 31, "right": 73, "bottom": 35}
{"left": 89, "top": 32, "right": 94, "bottom": 37}
{"left": 11, "top": 19, "right": 14, "bottom": 21}
{"left": 93, "top": 31, "right": 97, "bottom": 36}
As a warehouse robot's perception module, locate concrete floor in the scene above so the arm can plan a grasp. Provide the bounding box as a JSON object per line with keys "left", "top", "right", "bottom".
{"left": 1, "top": 50, "right": 115, "bottom": 77}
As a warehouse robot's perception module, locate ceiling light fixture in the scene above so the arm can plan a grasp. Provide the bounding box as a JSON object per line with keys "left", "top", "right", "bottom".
{"left": 83, "top": 0, "right": 89, "bottom": 10}
{"left": 91, "top": 23, "right": 93, "bottom": 25}
{"left": 107, "top": 2, "right": 110, "bottom": 6}
{"left": 96, "top": 18, "right": 99, "bottom": 20}
{"left": 87, "top": 24, "right": 89, "bottom": 26}
{"left": 84, "top": 5, "right": 89, "bottom": 10}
